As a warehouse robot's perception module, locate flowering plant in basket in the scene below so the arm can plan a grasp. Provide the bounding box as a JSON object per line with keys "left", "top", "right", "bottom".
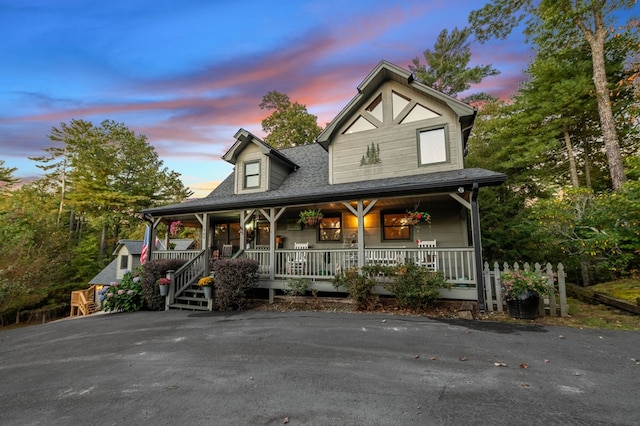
{"left": 156, "top": 277, "right": 171, "bottom": 286}
{"left": 501, "top": 270, "right": 551, "bottom": 300}
{"left": 198, "top": 276, "right": 214, "bottom": 287}
{"left": 405, "top": 210, "right": 431, "bottom": 226}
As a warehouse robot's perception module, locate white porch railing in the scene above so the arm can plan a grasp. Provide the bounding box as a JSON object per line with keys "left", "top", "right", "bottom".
{"left": 244, "top": 247, "right": 476, "bottom": 286}
{"left": 152, "top": 250, "right": 202, "bottom": 261}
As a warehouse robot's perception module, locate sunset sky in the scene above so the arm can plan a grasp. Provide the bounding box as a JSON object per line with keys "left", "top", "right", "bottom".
{"left": 0, "top": 0, "right": 553, "bottom": 197}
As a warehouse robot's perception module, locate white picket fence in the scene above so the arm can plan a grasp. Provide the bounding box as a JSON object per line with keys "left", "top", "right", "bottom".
{"left": 483, "top": 262, "right": 568, "bottom": 317}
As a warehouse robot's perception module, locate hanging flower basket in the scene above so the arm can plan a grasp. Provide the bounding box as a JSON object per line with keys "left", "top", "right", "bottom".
{"left": 298, "top": 209, "right": 323, "bottom": 226}
{"left": 304, "top": 217, "right": 320, "bottom": 226}
{"left": 405, "top": 211, "right": 431, "bottom": 226}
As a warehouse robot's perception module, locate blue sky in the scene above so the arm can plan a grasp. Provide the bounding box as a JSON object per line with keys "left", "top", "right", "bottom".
{"left": 1, "top": 0, "right": 536, "bottom": 197}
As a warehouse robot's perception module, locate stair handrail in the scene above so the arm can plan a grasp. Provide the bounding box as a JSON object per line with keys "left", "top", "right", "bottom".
{"left": 171, "top": 249, "right": 207, "bottom": 298}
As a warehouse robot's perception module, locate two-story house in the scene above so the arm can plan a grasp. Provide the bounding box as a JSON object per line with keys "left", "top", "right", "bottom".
{"left": 141, "top": 61, "right": 506, "bottom": 310}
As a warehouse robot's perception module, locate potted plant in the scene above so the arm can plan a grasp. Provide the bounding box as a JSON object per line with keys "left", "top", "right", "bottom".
{"left": 157, "top": 277, "right": 171, "bottom": 296}
{"left": 298, "top": 209, "right": 323, "bottom": 226}
{"left": 198, "top": 276, "right": 215, "bottom": 299}
{"left": 501, "top": 269, "right": 552, "bottom": 319}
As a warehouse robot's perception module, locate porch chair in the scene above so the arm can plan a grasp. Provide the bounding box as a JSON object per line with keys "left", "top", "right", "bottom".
{"left": 416, "top": 240, "right": 437, "bottom": 270}
{"left": 286, "top": 242, "right": 309, "bottom": 275}
{"left": 221, "top": 244, "right": 233, "bottom": 259}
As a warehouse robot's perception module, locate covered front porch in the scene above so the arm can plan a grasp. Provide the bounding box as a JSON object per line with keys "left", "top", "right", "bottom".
{"left": 148, "top": 188, "right": 487, "bottom": 306}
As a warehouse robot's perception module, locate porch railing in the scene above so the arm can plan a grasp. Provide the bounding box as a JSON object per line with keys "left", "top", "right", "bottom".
{"left": 152, "top": 250, "right": 202, "bottom": 261}
{"left": 244, "top": 247, "right": 476, "bottom": 286}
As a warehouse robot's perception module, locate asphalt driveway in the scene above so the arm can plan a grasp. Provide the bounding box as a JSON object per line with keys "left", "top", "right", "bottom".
{"left": 0, "top": 310, "right": 638, "bottom": 425}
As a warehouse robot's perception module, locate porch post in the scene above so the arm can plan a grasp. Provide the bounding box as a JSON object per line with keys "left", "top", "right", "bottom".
{"left": 239, "top": 211, "right": 246, "bottom": 249}
{"left": 197, "top": 213, "right": 210, "bottom": 275}
{"left": 357, "top": 200, "right": 365, "bottom": 269}
{"left": 471, "top": 183, "right": 486, "bottom": 313}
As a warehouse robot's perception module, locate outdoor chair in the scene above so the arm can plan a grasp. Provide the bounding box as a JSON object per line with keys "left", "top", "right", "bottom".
{"left": 416, "top": 240, "right": 437, "bottom": 270}
{"left": 221, "top": 244, "right": 233, "bottom": 259}
{"left": 286, "top": 242, "right": 309, "bottom": 275}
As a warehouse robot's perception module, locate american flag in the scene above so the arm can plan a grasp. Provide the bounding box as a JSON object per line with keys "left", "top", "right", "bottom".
{"left": 140, "top": 225, "right": 150, "bottom": 264}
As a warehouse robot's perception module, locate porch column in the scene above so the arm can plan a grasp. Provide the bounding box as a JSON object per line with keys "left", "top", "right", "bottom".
{"left": 195, "top": 213, "right": 209, "bottom": 275}
{"left": 470, "top": 183, "right": 486, "bottom": 313}
{"left": 356, "top": 200, "right": 365, "bottom": 269}
{"left": 260, "top": 207, "right": 286, "bottom": 280}
{"left": 239, "top": 210, "right": 247, "bottom": 249}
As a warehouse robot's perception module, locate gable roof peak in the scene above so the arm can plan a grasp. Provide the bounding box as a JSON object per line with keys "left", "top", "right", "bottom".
{"left": 222, "top": 128, "right": 299, "bottom": 170}
{"left": 317, "top": 60, "right": 475, "bottom": 148}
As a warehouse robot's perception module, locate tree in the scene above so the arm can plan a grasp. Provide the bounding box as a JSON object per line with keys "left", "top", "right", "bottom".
{"left": 469, "top": 0, "right": 637, "bottom": 189}
{"left": 32, "top": 119, "right": 192, "bottom": 257}
{"left": 0, "top": 160, "right": 19, "bottom": 193}
{"left": 409, "top": 27, "right": 499, "bottom": 99}
{"left": 259, "top": 91, "right": 322, "bottom": 149}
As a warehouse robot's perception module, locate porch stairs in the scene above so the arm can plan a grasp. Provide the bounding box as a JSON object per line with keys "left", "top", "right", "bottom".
{"left": 165, "top": 249, "right": 210, "bottom": 311}
{"left": 168, "top": 283, "right": 210, "bottom": 311}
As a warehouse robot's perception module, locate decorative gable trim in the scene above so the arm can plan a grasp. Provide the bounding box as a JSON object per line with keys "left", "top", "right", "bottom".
{"left": 317, "top": 60, "right": 476, "bottom": 149}
{"left": 223, "top": 128, "right": 299, "bottom": 171}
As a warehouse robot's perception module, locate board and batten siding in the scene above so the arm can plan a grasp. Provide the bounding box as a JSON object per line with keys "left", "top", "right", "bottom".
{"left": 329, "top": 81, "right": 465, "bottom": 185}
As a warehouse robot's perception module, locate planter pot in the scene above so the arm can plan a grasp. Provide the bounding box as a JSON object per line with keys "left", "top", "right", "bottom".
{"left": 202, "top": 285, "right": 213, "bottom": 299}
{"left": 159, "top": 285, "right": 168, "bottom": 297}
{"left": 304, "top": 217, "right": 320, "bottom": 226}
{"left": 506, "top": 290, "right": 540, "bottom": 319}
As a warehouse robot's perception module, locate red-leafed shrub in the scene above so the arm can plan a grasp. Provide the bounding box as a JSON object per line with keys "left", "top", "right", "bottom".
{"left": 211, "top": 258, "right": 259, "bottom": 310}
{"left": 141, "top": 258, "right": 187, "bottom": 310}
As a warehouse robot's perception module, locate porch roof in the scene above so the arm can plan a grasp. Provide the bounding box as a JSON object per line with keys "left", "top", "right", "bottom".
{"left": 142, "top": 143, "right": 506, "bottom": 216}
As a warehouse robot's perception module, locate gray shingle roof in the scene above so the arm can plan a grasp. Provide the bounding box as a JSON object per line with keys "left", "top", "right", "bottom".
{"left": 142, "top": 143, "right": 505, "bottom": 216}
{"left": 114, "top": 239, "right": 144, "bottom": 255}
{"left": 89, "top": 258, "right": 119, "bottom": 285}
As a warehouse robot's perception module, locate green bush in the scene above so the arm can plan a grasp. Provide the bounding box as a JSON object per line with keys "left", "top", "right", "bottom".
{"left": 331, "top": 267, "right": 378, "bottom": 309}
{"left": 284, "top": 277, "right": 310, "bottom": 296}
{"left": 383, "top": 262, "right": 449, "bottom": 310}
{"left": 101, "top": 270, "right": 143, "bottom": 312}
{"left": 212, "top": 258, "right": 259, "bottom": 310}
{"left": 140, "top": 258, "right": 187, "bottom": 310}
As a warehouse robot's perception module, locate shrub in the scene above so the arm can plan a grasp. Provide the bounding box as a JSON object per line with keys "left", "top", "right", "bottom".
{"left": 284, "top": 277, "right": 310, "bottom": 296}
{"left": 382, "top": 262, "right": 449, "bottom": 310}
{"left": 101, "top": 270, "right": 143, "bottom": 313}
{"left": 331, "top": 267, "right": 378, "bottom": 309}
{"left": 212, "top": 258, "right": 259, "bottom": 310}
{"left": 140, "top": 258, "right": 187, "bottom": 310}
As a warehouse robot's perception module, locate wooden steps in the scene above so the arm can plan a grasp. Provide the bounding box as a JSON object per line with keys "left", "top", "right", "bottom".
{"left": 169, "top": 284, "right": 210, "bottom": 311}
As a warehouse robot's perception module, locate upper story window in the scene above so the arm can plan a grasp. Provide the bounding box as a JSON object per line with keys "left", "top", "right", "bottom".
{"left": 418, "top": 125, "right": 448, "bottom": 166}
{"left": 244, "top": 161, "right": 260, "bottom": 188}
{"left": 318, "top": 215, "right": 342, "bottom": 242}
{"left": 120, "top": 255, "right": 128, "bottom": 269}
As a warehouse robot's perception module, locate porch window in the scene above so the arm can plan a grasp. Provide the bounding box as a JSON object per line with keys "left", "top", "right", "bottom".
{"left": 382, "top": 212, "right": 411, "bottom": 241}
{"left": 417, "top": 125, "right": 448, "bottom": 166}
{"left": 120, "top": 255, "right": 128, "bottom": 269}
{"left": 244, "top": 161, "right": 260, "bottom": 188}
{"left": 318, "top": 215, "right": 342, "bottom": 242}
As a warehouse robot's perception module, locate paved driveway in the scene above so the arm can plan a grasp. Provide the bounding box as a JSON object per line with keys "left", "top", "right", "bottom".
{"left": 1, "top": 310, "right": 638, "bottom": 425}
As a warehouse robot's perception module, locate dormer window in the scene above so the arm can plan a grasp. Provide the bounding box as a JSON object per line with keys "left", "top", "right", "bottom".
{"left": 244, "top": 161, "right": 260, "bottom": 188}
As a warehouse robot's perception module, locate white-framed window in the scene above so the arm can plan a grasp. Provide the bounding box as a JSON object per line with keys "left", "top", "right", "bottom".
{"left": 417, "top": 125, "right": 448, "bottom": 166}
{"left": 120, "top": 255, "right": 128, "bottom": 269}
{"left": 244, "top": 161, "right": 260, "bottom": 188}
